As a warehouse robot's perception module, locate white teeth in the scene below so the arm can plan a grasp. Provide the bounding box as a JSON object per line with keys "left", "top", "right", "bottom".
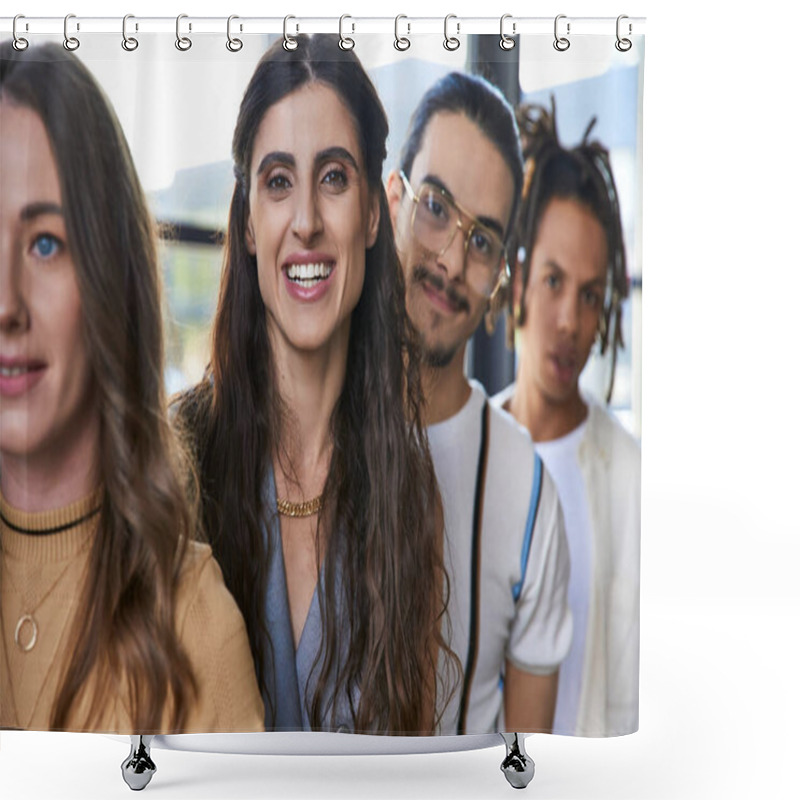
{"left": 286, "top": 262, "right": 333, "bottom": 282}
{"left": 0, "top": 366, "right": 30, "bottom": 377}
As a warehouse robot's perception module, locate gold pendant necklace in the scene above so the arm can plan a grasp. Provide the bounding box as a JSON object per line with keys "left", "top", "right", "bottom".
{"left": 1, "top": 505, "right": 99, "bottom": 652}
{"left": 3, "top": 558, "right": 76, "bottom": 652}
{"left": 276, "top": 495, "right": 323, "bottom": 518}
{"left": 0, "top": 562, "right": 86, "bottom": 729}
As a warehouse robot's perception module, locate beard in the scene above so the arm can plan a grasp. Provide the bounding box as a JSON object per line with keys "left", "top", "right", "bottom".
{"left": 422, "top": 342, "right": 459, "bottom": 369}
{"left": 408, "top": 264, "right": 469, "bottom": 369}
{"left": 411, "top": 264, "right": 470, "bottom": 369}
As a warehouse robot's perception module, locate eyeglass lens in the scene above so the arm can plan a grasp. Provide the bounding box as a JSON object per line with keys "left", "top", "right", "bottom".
{"left": 413, "top": 184, "right": 504, "bottom": 296}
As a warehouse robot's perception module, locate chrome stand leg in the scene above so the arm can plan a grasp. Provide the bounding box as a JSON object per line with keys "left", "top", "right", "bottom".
{"left": 500, "top": 732, "right": 535, "bottom": 789}
{"left": 121, "top": 735, "right": 156, "bottom": 791}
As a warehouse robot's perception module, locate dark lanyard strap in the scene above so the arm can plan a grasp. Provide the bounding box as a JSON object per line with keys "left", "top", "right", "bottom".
{"left": 456, "top": 400, "right": 490, "bottom": 735}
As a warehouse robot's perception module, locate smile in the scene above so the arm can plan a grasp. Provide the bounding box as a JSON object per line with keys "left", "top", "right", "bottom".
{"left": 412, "top": 265, "right": 469, "bottom": 315}
{"left": 0, "top": 360, "right": 46, "bottom": 398}
{"left": 0, "top": 365, "right": 35, "bottom": 377}
{"left": 285, "top": 261, "right": 334, "bottom": 288}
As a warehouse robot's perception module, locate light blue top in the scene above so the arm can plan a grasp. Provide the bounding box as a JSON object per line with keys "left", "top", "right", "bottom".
{"left": 261, "top": 468, "right": 357, "bottom": 731}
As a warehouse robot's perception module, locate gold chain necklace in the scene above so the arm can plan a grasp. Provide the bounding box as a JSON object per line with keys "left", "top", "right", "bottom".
{"left": 276, "top": 495, "right": 323, "bottom": 518}
{"left": 0, "top": 505, "right": 99, "bottom": 652}
{"left": 2, "top": 556, "right": 78, "bottom": 652}
{"left": 0, "top": 560, "right": 87, "bottom": 728}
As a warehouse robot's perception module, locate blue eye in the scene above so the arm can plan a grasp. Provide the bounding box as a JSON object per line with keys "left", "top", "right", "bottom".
{"left": 32, "top": 234, "right": 61, "bottom": 259}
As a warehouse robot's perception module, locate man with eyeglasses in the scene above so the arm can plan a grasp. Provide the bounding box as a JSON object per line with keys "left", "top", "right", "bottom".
{"left": 387, "top": 72, "right": 572, "bottom": 736}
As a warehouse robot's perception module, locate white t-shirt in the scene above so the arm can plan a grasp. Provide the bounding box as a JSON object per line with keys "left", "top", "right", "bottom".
{"left": 535, "top": 423, "right": 593, "bottom": 736}
{"left": 427, "top": 379, "right": 572, "bottom": 734}
{"left": 492, "top": 383, "right": 641, "bottom": 737}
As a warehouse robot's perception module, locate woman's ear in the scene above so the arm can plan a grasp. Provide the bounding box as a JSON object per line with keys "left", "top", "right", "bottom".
{"left": 245, "top": 209, "right": 256, "bottom": 256}
{"left": 366, "top": 190, "right": 380, "bottom": 249}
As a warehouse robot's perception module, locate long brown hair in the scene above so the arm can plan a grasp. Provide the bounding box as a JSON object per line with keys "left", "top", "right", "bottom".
{"left": 0, "top": 42, "right": 197, "bottom": 731}
{"left": 511, "top": 98, "right": 629, "bottom": 402}
{"left": 174, "top": 35, "right": 454, "bottom": 734}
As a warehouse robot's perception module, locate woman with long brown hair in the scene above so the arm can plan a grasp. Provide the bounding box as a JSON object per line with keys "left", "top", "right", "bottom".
{"left": 0, "top": 41, "right": 263, "bottom": 733}
{"left": 174, "top": 34, "right": 453, "bottom": 734}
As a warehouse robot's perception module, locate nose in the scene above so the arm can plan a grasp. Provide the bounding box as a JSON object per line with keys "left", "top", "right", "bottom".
{"left": 0, "top": 229, "right": 29, "bottom": 334}
{"left": 435, "top": 221, "right": 468, "bottom": 283}
{"left": 556, "top": 292, "right": 579, "bottom": 338}
{"left": 291, "top": 179, "right": 323, "bottom": 245}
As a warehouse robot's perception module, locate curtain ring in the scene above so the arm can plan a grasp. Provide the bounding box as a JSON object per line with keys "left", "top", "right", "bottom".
{"left": 339, "top": 15, "right": 355, "bottom": 51}
{"left": 499, "top": 14, "right": 515, "bottom": 51}
{"left": 63, "top": 14, "right": 80, "bottom": 51}
{"left": 12, "top": 15, "right": 29, "bottom": 51}
{"left": 553, "top": 14, "right": 570, "bottom": 52}
{"left": 283, "top": 15, "right": 298, "bottom": 51}
{"left": 615, "top": 15, "right": 632, "bottom": 52}
{"left": 226, "top": 15, "right": 243, "bottom": 52}
{"left": 122, "top": 14, "right": 138, "bottom": 51}
{"left": 394, "top": 15, "right": 410, "bottom": 51}
{"left": 444, "top": 14, "right": 460, "bottom": 51}
{"left": 176, "top": 14, "right": 192, "bottom": 51}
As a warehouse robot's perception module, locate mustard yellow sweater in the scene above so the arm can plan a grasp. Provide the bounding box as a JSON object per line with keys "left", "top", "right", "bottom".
{"left": 0, "top": 489, "right": 264, "bottom": 732}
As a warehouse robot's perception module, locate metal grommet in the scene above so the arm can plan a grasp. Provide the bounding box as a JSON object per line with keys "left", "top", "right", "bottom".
{"left": 12, "top": 15, "right": 29, "bottom": 51}
{"left": 615, "top": 14, "right": 632, "bottom": 52}
{"left": 499, "top": 13, "right": 515, "bottom": 51}
{"left": 63, "top": 14, "right": 80, "bottom": 51}
{"left": 444, "top": 14, "right": 460, "bottom": 51}
{"left": 553, "top": 14, "right": 570, "bottom": 52}
{"left": 175, "top": 13, "right": 192, "bottom": 51}
{"left": 226, "top": 14, "right": 243, "bottom": 52}
{"left": 283, "top": 15, "right": 298, "bottom": 51}
{"left": 339, "top": 15, "right": 355, "bottom": 51}
{"left": 122, "top": 14, "right": 139, "bottom": 51}
{"left": 394, "top": 15, "right": 410, "bottom": 51}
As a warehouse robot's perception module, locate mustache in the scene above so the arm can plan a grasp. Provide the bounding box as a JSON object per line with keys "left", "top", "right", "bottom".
{"left": 411, "top": 265, "right": 470, "bottom": 314}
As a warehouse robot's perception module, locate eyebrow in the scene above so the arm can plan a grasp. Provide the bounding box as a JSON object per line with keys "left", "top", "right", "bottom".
{"left": 256, "top": 151, "right": 294, "bottom": 177}
{"left": 255, "top": 147, "right": 360, "bottom": 179}
{"left": 582, "top": 277, "right": 607, "bottom": 290}
{"left": 422, "top": 173, "right": 506, "bottom": 238}
{"left": 316, "top": 146, "right": 359, "bottom": 174}
{"left": 20, "top": 202, "right": 63, "bottom": 222}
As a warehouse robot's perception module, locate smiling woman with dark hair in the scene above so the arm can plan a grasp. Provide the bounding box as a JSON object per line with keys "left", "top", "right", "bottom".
{"left": 0, "top": 41, "right": 263, "bottom": 733}
{"left": 174, "top": 34, "right": 456, "bottom": 734}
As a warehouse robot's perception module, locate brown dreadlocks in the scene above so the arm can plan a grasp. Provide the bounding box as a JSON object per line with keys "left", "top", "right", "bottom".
{"left": 509, "top": 97, "right": 629, "bottom": 402}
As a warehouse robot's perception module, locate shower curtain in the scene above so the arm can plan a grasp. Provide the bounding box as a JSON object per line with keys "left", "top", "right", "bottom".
{"left": 0, "top": 16, "right": 644, "bottom": 742}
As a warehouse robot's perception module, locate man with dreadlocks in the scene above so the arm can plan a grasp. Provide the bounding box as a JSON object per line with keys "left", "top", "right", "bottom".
{"left": 493, "top": 99, "right": 640, "bottom": 737}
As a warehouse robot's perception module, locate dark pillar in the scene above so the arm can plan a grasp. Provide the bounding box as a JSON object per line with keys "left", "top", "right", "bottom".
{"left": 465, "top": 35, "right": 520, "bottom": 395}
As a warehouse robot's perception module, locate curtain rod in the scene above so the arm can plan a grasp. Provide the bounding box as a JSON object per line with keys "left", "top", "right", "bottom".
{"left": 1, "top": 15, "right": 646, "bottom": 37}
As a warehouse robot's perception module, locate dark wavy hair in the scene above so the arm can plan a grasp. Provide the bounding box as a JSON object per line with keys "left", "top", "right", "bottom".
{"left": 173, "top": 34, "right": 454, "bottom": 734}
{"left": 399, "top": 71, "right": 523, "bottom": 243}
{"left": 0, "top": 41, "right": 198, "bottom": 731}
{"left": 510, "top": 98, "right": 629, "bottom": 402}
